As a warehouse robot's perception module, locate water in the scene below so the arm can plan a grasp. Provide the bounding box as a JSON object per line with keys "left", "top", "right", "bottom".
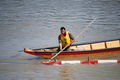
{"left": 0, "top": 0, "right": 120, "bottom": 80}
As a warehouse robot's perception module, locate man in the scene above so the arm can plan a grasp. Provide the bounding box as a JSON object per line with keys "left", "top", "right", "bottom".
{"left": 58, "top": 27, "right": 75, "bottom": 51}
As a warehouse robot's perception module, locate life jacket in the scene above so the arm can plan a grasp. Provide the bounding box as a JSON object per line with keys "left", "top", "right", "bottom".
{"left": 60, "top": 31, "right": 71, "bottom": 47}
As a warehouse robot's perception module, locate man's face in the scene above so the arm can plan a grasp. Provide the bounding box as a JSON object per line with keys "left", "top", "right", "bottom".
{"left": 61, "top": 29, "right": 66, "bottom": 35}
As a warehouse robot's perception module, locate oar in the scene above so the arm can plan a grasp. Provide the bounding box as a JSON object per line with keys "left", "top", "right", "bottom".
{"left": 49, "top": 18, "right": 97, "bottom": 61}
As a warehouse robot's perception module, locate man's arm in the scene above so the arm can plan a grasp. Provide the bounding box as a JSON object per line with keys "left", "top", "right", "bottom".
{"left": 69, "top": 33, "right": 75, "bottom": 45}
{"left": 69, "top": 33, "right": 75, "bottom": 40}
{"left": 58, "top": 35, "right": 62, "bottom": 50}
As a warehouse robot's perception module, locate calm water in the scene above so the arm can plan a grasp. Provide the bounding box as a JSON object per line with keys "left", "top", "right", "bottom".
{"left": 0, "top": 0, "right": 120, "bottom": 80}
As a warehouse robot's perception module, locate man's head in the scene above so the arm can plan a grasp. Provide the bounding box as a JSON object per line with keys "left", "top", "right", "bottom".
{"left": 60, "top": 27, "right": 66, "bottom": 35}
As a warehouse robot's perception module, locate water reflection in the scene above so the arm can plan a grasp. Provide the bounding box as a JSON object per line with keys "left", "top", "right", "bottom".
{"left": 60, "top": 65, "right": 75, "bottom": 80}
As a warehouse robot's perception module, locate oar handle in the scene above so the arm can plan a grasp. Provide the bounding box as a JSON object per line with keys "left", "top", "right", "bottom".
{"left": 75, "top": 18, "right": 96, "bottom": 39}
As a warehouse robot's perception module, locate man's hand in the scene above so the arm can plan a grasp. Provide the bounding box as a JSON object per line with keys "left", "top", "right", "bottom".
{"left": 59, "top": 43, "right": 62, "bottom": 50}
{"left": 67, "top": 40, "right": 75, "bottom": 46}
{"left": 71, "top": 40, "right": 75, "bottom": 44}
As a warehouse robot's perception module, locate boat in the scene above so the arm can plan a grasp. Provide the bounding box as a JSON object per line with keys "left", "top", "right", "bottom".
{"left": 24, "top": 39, "right": 120, "bottom": 59}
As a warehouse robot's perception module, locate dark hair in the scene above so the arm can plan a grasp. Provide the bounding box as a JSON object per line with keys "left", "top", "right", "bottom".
{"left": 60, "top": 27, "right": 66, "bottom": 30}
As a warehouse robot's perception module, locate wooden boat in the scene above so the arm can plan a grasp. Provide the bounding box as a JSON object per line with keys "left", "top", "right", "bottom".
{"left": 24, "top": 39, "right": 120, "bottom": 59}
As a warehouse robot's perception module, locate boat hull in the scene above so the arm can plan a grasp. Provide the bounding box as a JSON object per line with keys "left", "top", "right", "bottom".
{"left": 24, "top": 39, "right": 120, "bottom": 60}
{"left": 25, "top": 47, "right": 120, "bottom": 59}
